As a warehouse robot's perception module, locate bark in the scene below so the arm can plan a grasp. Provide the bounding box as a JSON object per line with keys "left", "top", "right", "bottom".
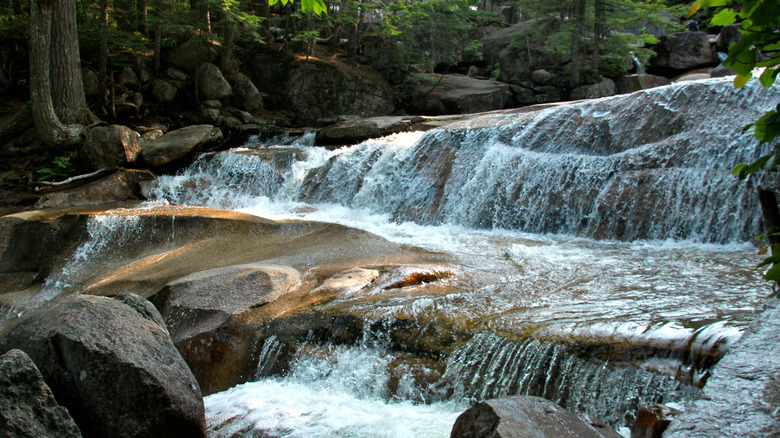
{"left": 29, "top": 0, "right": 85, "bottom": 147}
{"left": 99, "top": 0, "right": 109, "bottom": 114}
{"left": 220, "top": 6, "right": 238, "bottom": 75}
{"left": 50, "top": 0, "right": 97, "bottom": 125}
{"left": 137, "top": 0, "right": 149, "bottom": 35}
{"left": 569, "top": 0, "right": 586, "bottom": 87}
{"left": 153, "top": 0, "right": 163, "bottom": 74}
{"left": 592, "top": 0, "right": 602, "bottom": 75}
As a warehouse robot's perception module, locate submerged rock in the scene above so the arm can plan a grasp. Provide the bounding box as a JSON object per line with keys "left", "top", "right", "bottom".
{"left": 450, "top": 396, "right": 622, "bottom": 438}
{"left": 0, "top": 293, "right": 206, "bottom": 438}
{"left": 0, "top": 349, "right": 82, "bottom": 438}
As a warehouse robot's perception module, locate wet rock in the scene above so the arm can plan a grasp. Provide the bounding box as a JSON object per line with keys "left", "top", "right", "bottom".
{"left": 141, "top": 124, "right": 223, "bottom": 169}
{"left": 316, "top": 116, "right": 415, "bottom": 145}
{"left": 711, "top": 64, "right": 736, "bottom": 78}
{"left": 34, "top": 168, "right": 156, "bottom": 209}
{"left": 409, "top": 73, "right": 510, "bottom": 115}
{"left": 630, "top": 404, "right": 681, "bottom": 438}
{"left": 167, "top": 38, "right": 220, "bottom": 73}
{"left": 228, "top": 71, "right": 264, "bottom": 114}
{"left": 80, "top": 124, "right": 141, "bottom": 169}
{"left": 450, "top": 396, "right": 623, "bottom": 438}
{"left": 673, "top": 72, "right": 711, "bottom": 82}
{"left": 0, "top": 293, "right": 206, "bottom": 438}
{"left": 616, "top": 74, "right": 671, "bottom": 94}
{"left": 571, "top": 78, "right": 617, "bottom": 100}
{"left": 648, "top": 32, "right": 718, "bottom": 75}
{"left": 664, "top": 299, "right": 780, "bottom": 437}
{"left": 197, "top": 63, "right": 232, "bottom": 100}
{"left": 152, "top": 79, "right": 177, "bottom": 102}
{"left": 117, "top": 66, "right": 139, "bottom": 90}
{"left": 0, "top": 349, "right": 82, "bottom": 438}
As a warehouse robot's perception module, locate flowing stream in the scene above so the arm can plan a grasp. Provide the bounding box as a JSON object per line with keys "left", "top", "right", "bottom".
{"left": 141, "top": 78, "right": 778, "bottom": 436}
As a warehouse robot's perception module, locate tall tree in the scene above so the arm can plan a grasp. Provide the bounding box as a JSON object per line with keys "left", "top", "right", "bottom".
{"left": 570, "top": 0, "right": 587, "bottom": 86}
{"left": 29, "top": 0, "right": 86, "bottom": 146}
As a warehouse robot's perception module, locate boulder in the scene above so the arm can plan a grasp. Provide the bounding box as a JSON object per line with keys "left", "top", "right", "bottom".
{"left": 115, "top": 92, "right": 144, "bottom": 118}
{"left": 166, "top": 68, "right": 189, "bottom": 82}
{"left": 166, "top": 38, "right": 219, "bottom": 73}
{"left": 150, "top": 264, "right": 303, "bottom": 394}
{"left": 117, "top": 66, "right": 139, "bottom": 90}
{"left": 616, "top": 74, "right": 671, "bottom": 94}
{"left": 0, "top": 349, "right": 82, "bottom": 438}
{"left": 34, "top": 168, "right": 156, "bottom": 209}
{"left": 571, "top": 78, "right": 617, "bottom": 100}
{"left": 0, "top": 293, "right": 206, "bottom": 438}
{"left": 228, "top": 71, "right": 264, "bottom": 114}
{"left": 409, "top": 73, "right": 510, "bottom": 115}
{"left": 715, "top": 23, "right": 742, "bottom": 52}
{"left": 81, "top": 68, "right": 99, "bottom": 97}
{"left": 480, "top": 18, "right": 554, "bottom": 67}
{"left": 316, "top": 116, "right": 415, "bottom": 145}
{"left": 152, "top": 79, "right": 177, "bottom": 102}
{"left": 80, "top": 124, "right": 141, "bottom": 169}
{"left": 532, "top": 69, "right": 555, "bottom": 85}
{"left": 141, "top": 124, "right": 223, "bottom": 169}
{"left": 673, "top": 72, "right": 711, "bottom": 82}
{"left": 450, "top": 396, "right": 623, "bottom": 438}
{"left": 711, "top": 64, "right": 736, "bottom": 78}
{"left": 283, "top": 59, "right": 395, "bottom": 125}
{"left": 197, "top": 63, "right": 232, "bottom": 100}
{"left": 630, "top": 404, "right": 682, "bottom": 438}
{"left": 648, "top": 32, "right": 718, "bottom": 75}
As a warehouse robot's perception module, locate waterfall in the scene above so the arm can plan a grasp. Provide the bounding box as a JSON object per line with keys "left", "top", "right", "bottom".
{"left": 149, "top": 78, "right": 779, "bottom": 243}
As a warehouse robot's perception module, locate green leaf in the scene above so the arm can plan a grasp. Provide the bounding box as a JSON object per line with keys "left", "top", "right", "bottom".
{"left": 734, "top": 73, "right": 751, "bottom": 88}
{"left": 711, "top": 8, "right": 738, "bottom": 26}
{"left": 764, "top": 262, "right": 780, "bottom": 281}
{"left": 688, "top": 0, "right": 704, "bottom": 16}
{"left": 757, "top": 253, "right": 780, "bottom": 268}
{"left": 759, "top": 67, "right": 779, "bottom": 87}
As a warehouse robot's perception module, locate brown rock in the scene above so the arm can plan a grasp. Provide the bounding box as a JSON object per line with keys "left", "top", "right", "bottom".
{"left": 649, "top": 32, "right": 718, "bottom": 75}
{"left": 630, "top": 405, "right": 682, "bottom": 438}
{"left": 34, "top": 168, "right": 156, "bottom": 209}
{"left": 141, "top": 124, "right": 223, "bottom": 169}
{"left": 80, "top": 125, "right": 141, "bottom": 169}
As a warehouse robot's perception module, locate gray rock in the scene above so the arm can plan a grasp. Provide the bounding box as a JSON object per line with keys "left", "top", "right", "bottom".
{"left": 229, "top": 72, "right": 264, "bottom": 114}
{"left": 202, "top": 99, "right": 222, "bottom": 109}
{"left": 200, "top": 108, "right": 220, "bottom": 123}
{"left": 166, "top": 38, "right": 219, "bottom": 73}
{"left": 571, "top": 78, "right": 617, "bottom": 100}
{"left": 616, "top": 74, "right": 671, "bottom": 94}
{"left": 316, "top": 116, "right": 414, "bottom": 145}
{"left": 0, "top": 349, "right": 82, "bottom": 438}
{"left": 117, "top": 66, "right": 139, "bottom": 90}
{"left": 531, "top": 69, "right": 555, "bottom": 85}
{"left": 649, "top": 32, "right": 718, "bottom": 74}
{"left": 152, "top": 79, "right": 177, "bottom": 102}
{"left": 664, "top": 299, "right": 780, "bottom": 437}
{"left": 166, "top": 68, "right": 189, "bottom": 81}
{"left": 81, "top": 68, "right": 99, "bottom": 97}
{"left": 80, "top": 124, "right": 141, "bottom": 169}
{"left": 716, "top": 23, "right": 742, "bottom": 52}
{"left": 197, "top": 63, "right": 232, "bottom": 100}
{"left": 409, "top": 73, "right": 510, "bottom": 115}
{"left": 0, "top": 293, "right": 206, "bottom": 438}
{"left": 450, "top": 396, "right": 623, "bottom": 438}
{"left": 141, "top": 124, "right": 223, "bottom": 168}
{"left": 711, "top": 63, "right": 736, "bottom": 78}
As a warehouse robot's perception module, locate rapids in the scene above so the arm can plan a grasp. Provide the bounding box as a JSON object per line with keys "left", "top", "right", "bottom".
{"left": 141, "top": 78, "right": 776, "bottom": 435}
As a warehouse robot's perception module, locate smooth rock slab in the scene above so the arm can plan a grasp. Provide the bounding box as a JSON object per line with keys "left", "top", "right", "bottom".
{"left": 0, "top": 349, "right": 82, "bottom": 438}
{"left": 0, "top": 293, "right": 206, "bottom": 438}
{"left": 141, "top": 124, "right": 223, "bottom": 169}
{"left": 450, "top": 396, "right": 622, "bottom": 438}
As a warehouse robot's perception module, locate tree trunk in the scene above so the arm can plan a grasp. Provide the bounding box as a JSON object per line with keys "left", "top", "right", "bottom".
{"left": 569, "top": 0, "right": 586, "bottom": 87}
{"left": 12, "top": 0, "right": 22, "bottom": 15}
{"left": 137, "top": 0, "right": 149, "bottom": 35}
{"left": 99, "top": 0, "right": 109, "bottom": 114}
{"left": 592, "top": 0, "right": 602, "bottom": 75}
{"left": 220, "top": 5, "right": 238, "bottom": 75}
{"left": 29, "top": 0, "right": 85, "bottom": 146}
{"left": 50, "top": 0, "right": 97, "bottom": 125}
{"left": 153, "top": 0, "right": 163, "bottom": 75}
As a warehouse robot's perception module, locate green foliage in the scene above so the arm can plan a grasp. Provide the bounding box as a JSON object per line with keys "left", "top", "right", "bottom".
{"left": 269, "top": 0, "right": 327, "bottom": 16}
{"left": 36, "top": 156, "right": 75, "bottom": 182}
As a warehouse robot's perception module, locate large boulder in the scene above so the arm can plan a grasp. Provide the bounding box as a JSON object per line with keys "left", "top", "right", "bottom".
{"left": 0, "top": 293, "right": 206, "bottom": 438}
{"left": 408, "top": 74, "right": 510, "bottom": 115}
{"left": 152, "top": 79, "right": 178, "bottom": 102}
{"left": 150, "top": 264, "right": 303, "bottom": 395}
{"left": 80, "top": 124, "right": 141, "bottom": 169}
{"left": 141, "top": 124, "right": 223, "bottom": 169}
{"left": 715, "top": 23, "right": 742, "bottom": 52}
{"left": 616, "top": 74, "right": 671, "bottom": 94}
{"left": 450, "top": 396, "right": 623, "bottom": 438}
{"left": 648, "top": 32, "right": 718, "bottom": 75}
{"left": 166, "top": 38, "right": 220, "bottom": 73}
{"left": 197, "top": 63, "right": 232, "bottom": 100}
{"left": 228, "top": 72, "right": 263, "bottom": 114}
{"left": 571, "top": 78, "right": 617, "bottom": 100}
{"left": 0, "top": 349, "right": 82, "bottom": 438}
{"left": 315, "top": 116, "right": 417, "bottom": 146}
{"left": 33, "top": 168, "right": 156, "bottom": 209}
{"left": 117, "top": 66, "right": 140, "bottom": 90}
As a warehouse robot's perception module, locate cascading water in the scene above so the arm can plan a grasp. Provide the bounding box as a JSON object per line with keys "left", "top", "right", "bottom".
{"left": 142, "top": 78, "right": 779, "bottom": 435}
